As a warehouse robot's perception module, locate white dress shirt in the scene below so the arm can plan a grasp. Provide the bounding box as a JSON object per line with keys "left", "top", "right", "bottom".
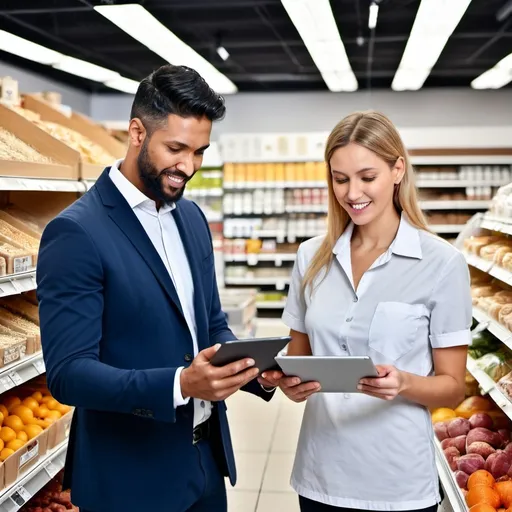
{"left": 283, "top": 215, "right": 472, "bottom": 510}
{"left": 109, "top": 160, "right": 210, "bottom": 428}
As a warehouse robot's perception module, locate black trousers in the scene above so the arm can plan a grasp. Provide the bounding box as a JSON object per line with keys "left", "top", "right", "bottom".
{"left": 299, "top": 497, "right": 439, "bottom": 512}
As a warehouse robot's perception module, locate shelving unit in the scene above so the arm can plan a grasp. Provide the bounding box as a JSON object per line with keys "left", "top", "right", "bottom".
{"left": 0, "top": 271, "right": 36, "bottom": 298}
{"left": 435, "top": 440, "right": 467, "bottom": 512}
{"left": 0, "top": 352, "right": 45, "bottom": 394}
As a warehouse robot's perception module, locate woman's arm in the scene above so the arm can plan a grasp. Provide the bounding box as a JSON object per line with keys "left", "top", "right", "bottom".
{"left": 358, "top": 345, "right": 467, "bottom": 408}
{"left": 286, "top": 329, "right": 313, "bottom": 356}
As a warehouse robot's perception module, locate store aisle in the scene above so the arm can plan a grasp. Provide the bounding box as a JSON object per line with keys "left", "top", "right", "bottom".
{"left": 226, "top": 318, "right": 303, "bottom": 512}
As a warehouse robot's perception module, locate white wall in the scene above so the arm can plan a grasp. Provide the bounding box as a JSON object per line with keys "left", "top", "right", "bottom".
{"left": 0, "top": 60, "right": 91, "bottom": 114}
{"left": 91, "top": 88, "right": 512, "bottom": 139}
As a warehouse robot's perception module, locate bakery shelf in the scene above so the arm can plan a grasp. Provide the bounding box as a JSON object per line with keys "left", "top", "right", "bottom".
{"left": 466, "top": 356, "right": 512, "bottom": 421}
{"left": 416, "top": 180, "right": 509, "bottom": 188}
{"left": 0, "top": 177, "right": 85, "bottom": 193}
{"left": 429, "top": 224, "right": 465, "bottom": 234}
{"left": 481, "top": 217, "right": 512, "bottom": 237}
{"left": 256, "top": 301, "right": 287, "bottom": 309}
{"left": 472, "top": 307, "right": 512, "bottom": 346}
{"left": 419, "top": 200, "right": 491, "bottom": 210}
{"left": 0, "top": 352, "right": 45, "bottom": 394}
{"left": 434, "top": 440, "right": 468, "bottom": 512}
{"left": 464, "top": 252, "right": 512, "bottom": 287}
{"left": 224, "top": 253, "right": 296, "bottom": 265}
{"left": 0, "top": 271, "right": 37, "bottom": 298}
{"left": 0, "top": 441, "right": 67, "bottom": 511}
{"left": 224, "top": 277, "right": 290, "bottom": 290}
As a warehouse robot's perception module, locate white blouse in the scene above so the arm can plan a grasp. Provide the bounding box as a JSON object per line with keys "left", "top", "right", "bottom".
{"left": 282, "top": 215, "right": 472, "bottom": 511}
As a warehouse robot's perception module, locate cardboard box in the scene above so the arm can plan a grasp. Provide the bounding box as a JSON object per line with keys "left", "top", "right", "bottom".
{"left": 0, "top": 103, "right": 79, "bottom": 180}
{"left": 0, "top": 338, "right": 26, "bottom": 367}
{"left": 0, "top": 210, "right": 41, "bottom": 267}
{"left": 0, "top": 77, "right": 20, "bottom": 107}
{"left": 47, "top": 410, "right": 74, "bottom": 450}
{"left": 3, "top": 428, "right": 49, "bottom": 487}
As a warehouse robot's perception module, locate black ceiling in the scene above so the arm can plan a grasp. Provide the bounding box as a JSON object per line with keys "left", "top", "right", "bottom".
{"left": 0, "top": 0, "right": 511, "bottom": 93}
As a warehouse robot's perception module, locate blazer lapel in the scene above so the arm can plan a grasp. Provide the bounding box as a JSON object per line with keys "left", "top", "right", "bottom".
{"left": 172, "top": 205, "right": 209, "bottom": 350}
{"left": 94, "top": 169, "right": 185, "bottom": 320}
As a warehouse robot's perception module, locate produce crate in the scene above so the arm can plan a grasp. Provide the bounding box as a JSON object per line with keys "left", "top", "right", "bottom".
{"left": 219, "top": 288, "right": 257, "bottom": 328}
{"left": 0, "top": 104, "right": 79, "bottom": 180}
{"left": 47, "top": 410, "right": 74, "bottom": 451}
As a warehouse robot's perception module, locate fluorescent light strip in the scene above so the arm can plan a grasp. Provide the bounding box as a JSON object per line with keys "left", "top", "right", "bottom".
{"left": 281, "top": 0, "right": 357, "bottom": 92}
{"left": 392, "top": 0, "right": 473, "bottom": 91}
{"left": 369, "top": 3, "right": 379, "bottom": 30}
{"left": 471, "top": 53, "right": 512, "bottom": 89}
{"left": 94, "top": 4, "right": 237, "bottom": 94}
{"left": 0, "top": 29, "right": 137, "bottom": 94}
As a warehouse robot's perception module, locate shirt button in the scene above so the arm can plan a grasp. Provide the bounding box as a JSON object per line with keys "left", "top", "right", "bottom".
{"left": 353, "top": 297, "right": 358, "bottom": 303}
{"left": 184, "top": 354, "right": 193, "bottom": 362}
{"left": 346, "top": 317, "right": 353, "bottom": 322}
{"left": 200, "top": 401, "right": 205, "bottom": 408}
{"left": 341, "top": 344, "right": 347, "bottom": 351}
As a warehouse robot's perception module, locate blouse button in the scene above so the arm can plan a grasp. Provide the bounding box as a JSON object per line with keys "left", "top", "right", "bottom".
{"left": 346, "top": 317, "right": 353, "bottom": 322}
{"left": 341, "top": 344, "right": 348, "bottom": 351}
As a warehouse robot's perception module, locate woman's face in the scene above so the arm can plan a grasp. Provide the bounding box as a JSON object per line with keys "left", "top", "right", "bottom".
{"left": 330, "top": 142, "right": 404, "bottom": 226}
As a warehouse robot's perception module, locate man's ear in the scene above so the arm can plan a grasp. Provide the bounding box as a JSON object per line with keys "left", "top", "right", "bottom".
{"left": 128, "top": 118, "right": 146, "bottom": 148}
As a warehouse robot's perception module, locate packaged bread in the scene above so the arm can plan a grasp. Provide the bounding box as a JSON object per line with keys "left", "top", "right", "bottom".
{"left": 0, "top": 297, "right": 39, "bottom": 325}
{"left": 495, "top": 246, "right": 512, "bottom": 266}
{"left": 0, "top": 241, "right": 35, "bottom": 274}
{"left": 0, "top": 308, "right": 40, "bottom": 352}
{"left": 486, "top": 297, "right": 511, "bottom": 320}
{"left": 464, "top": 236, "right": 502, "bottom": 255}
{"left": 499, "top": 304, "right": 512, "bottom": 326}
{"left": 503, "top": 253, "right": 512, "bottom": 272}
{"left": 0, "top": 218, "right": 39, "bottom": 253}
{"left": 0, "top": 323, "right": 32, "bottom": 355}
{"left": 481, "top": 241, "right": 512, "bottom": 261}
{"left": 0, "top": 332, "right": 27, "bottom": 367}
{"left": 472, "top": 285, "right": 500, "bottom": 299}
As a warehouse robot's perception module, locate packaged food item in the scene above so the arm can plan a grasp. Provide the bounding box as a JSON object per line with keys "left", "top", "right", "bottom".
{"left": 0, "top": 296, "right": 39, "bottom": 324}
{"left": 498, "top": 371, "right": 512, "bottom": 400}
{"left": 475, "top": 350, "right": 512, "bottom": 382}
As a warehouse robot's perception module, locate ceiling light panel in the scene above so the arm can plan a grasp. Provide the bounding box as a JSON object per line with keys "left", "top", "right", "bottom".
{"left": 392, "top": 0, "right": 473, "bottom": 91}
{"left": 0, "top": 30, "right": 63, "bottom": 65}
{"left": 281, "top": 0, "right": 358, "bottom": 92}
{"left": 94, "top": 4, "right": 237, "bottom": 94}
{"left": 471, "top": 53, "right": 512, "bottom": 89}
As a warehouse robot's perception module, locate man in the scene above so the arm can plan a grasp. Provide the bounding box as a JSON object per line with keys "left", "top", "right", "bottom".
{"left": 37, "top": 64, "right": 275, "bottom": 512}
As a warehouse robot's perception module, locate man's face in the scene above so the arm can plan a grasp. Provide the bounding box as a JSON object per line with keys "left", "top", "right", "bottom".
{"left": 137, "top": 114, "right": 212, "bottom": 205}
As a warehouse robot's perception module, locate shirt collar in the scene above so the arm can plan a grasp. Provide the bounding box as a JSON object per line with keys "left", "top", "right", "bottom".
{"left": 332, "top": 214, "right": 423, "bottom": 260}
{"left": 108, "top": 159, "right": 176, "bottom": 214}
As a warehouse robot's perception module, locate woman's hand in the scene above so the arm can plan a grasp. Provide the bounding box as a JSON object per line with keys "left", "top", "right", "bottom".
{"left": 358, "top": 365, "right": 405, "bottom": 401}
{"left": 258, "top": 371, "right": 321, "bottom": 402}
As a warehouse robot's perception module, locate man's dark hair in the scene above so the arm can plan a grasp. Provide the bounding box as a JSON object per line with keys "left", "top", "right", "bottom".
{"left": 130, "top": 64, "right": 226, "bottom": 132}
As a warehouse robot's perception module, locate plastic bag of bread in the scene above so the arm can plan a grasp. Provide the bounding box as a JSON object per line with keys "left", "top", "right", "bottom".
{"left": 464, "top": 236, "right": 502, "bottom": 255}
{"left": 503, "top": 253, "right": 512, "bottom": 272}
{"left": 497, "top": 371, "right": 512, "bottom": 399}
{"left": 499, "top": 304, "right": 512, "bottom": 326}
{"left": 481, "top": 241, "right": 512, "bottom": 262}
{"left": 495, "top": 246, "right": 512, "bottom": 267}
{"left": 475, "top": 349, "right": 512, "bottom": 382}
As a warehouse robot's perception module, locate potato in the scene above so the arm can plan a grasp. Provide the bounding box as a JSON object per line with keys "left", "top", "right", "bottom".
{"left": 490, "top": 451, "right": 512, "bottom": 478}
{"left": 469, "top": 413, "right": 494, "bottom": 430}
{"left": 467, "top": 427, "right": 502, "bottom": 449}
{"left": 434, "top": 422, "right": 450, "bottom": 441}
{"left": 444, "top": 446, "right": 461, "bottom": 471}
{"left": 498, "top": 429, "right": 512, "bottom": 447}
{"left": 441, "top": 435, "right": 467, "bottom": 454}
{"left": 467, "top": 442, "right": 496, "bottom": 459}
{"left": 455, "top": 470, "right": 469, "bottom": 489}
{"left": 457, "top": 453, "right": 485, "bottom": 474}
{"left": 447, "top": 418, "right": 471, "bottom": 438}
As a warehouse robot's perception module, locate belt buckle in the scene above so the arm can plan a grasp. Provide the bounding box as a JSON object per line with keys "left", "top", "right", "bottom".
{"left": 192, "top": 420, "right": 210, "bottom": 445}
{"left": 193, "top": 426, "right": 201, "bottom": 445}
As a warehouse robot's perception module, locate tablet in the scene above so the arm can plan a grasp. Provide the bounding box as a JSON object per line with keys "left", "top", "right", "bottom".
{"left": 274, "top": 355, "right": 379, "bottom": 393}
{"left": 211, "top": 336, "right": 291, "bottom": 373}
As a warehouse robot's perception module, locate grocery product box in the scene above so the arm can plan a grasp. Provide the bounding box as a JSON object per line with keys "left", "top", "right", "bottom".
{"left": 3, "top": 428, "right": 49, "bottom": 488}
{"left": 0, "top": 338, "right": 26, "bottom": 368}
{"left": 0, "top": 103, "right": 80, "bottom": 180}
{"left": 0, "top": 77, "right": 20, "bottom": 107}
{"left": 47, "top": 410, "right": 74, "bottom": 450}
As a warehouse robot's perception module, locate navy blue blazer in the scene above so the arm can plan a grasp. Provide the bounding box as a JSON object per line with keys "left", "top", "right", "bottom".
{"left": 36, "top": 168, "right": 272, "bottom": 511}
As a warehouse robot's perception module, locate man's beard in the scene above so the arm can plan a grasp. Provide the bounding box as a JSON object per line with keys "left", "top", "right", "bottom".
{"left": 137, "top": 140, "right": 190, "bottom": 205}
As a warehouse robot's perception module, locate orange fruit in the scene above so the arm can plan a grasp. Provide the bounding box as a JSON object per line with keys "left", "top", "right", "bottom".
{"left": 45, "top": 399, "right": 59, "bottom": 411}
{"left": 24, "top": 424, "right": 43, "bottom": 440}
{"left": 31, "top": 391, "right": 43, "bottom": 402}
{"left": 467, "top": 485, "right": 501, "bottom": 509}
{"left": 0, "top": 405, "right": 8, "bottom": 419}
{"left": 6, "top": 439, "right": 24, "bottom": 451}
{"left": 0, "top": 439, "right": 4, "bottom": 452}
{"left": 495, "top": 481, "right": 512, "bottom": 508}
{"left": 33, "top": 406, "right": 49, "bottom": 419}
{"left": 56, "top": 404, "right": 71, "bottom": 416}
{"left": 4, "top": 416, "right": 24, "bottom": 433}
{"left": 40, "top": 396, "right": 52, "bottom": 404}
{"left": 469, "top": 471, "right": 496, "bottom": 490}
{"left": 0, "top": 411, "right": 4, "bottom": 427}
{"left": 0, "top": 448, "right": 14, "bottom": 461}
{"left": 10, "top": 406, "right": 35, "bottom": 425}
{"left": 0, "top": 427, "right": 16, "bottom": 443}
{"left": 46, "top": 410, "right": 62, "bottom": 421}
{"left": 469, "top": 505, "right": 498, "bottom": 512}
{"left": 3, "top": 396, "right": 21, "bottom": 412}
{"left": 22, "top": 397, "right": 39, "bottom": 411}
{"left": 17, "top": 431, "right": 27, "bottom": 442}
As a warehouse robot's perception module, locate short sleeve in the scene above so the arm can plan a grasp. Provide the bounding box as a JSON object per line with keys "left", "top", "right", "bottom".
{"left": 282, "top": 244, "right": 307, "bottom": 333}
{"left": 428, "top": 251, "right": 472, "bottom": 349}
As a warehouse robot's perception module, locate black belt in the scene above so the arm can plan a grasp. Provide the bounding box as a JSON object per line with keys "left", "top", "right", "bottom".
{"left": 193, "top": 418, "right": 211, "bottom": 445}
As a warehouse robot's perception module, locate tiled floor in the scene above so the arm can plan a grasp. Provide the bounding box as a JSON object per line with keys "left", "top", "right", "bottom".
{"left": 225, "top": 318, "right": 303, "bottom": 512}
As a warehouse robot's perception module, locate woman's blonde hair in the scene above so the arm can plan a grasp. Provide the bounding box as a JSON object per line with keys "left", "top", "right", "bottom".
{"left": 302, "top": 110, "right": 429, "bottom": 294}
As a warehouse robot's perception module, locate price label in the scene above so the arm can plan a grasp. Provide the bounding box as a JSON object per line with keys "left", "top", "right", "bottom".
{"left": 288, "top": 235, "right": 296, "bottom": 243}
{"left": 247, "top": 254, "right": 258, "bottom": 266}
{"left": 277, "top": 234, "right": 285, "bottom": 244}
{"left": 45, "top": 460, "right": 59, "bottom": 478}
{"left": 275, "top": 257, "right": 282, "bottom": 267}
{"left": 33, "top": 359, "right": 45, "bottom": 374}
{"left": 276, "top": 280, "right": 286, "bottom": 291}
{"left": 10, "top": 486, "right": 31, "bottom": 509}
{"left": 9, "top": 371, "right": 23, "bottom": 386}
{"left": 0, "top": 375, "right": 15, "bottom": 392}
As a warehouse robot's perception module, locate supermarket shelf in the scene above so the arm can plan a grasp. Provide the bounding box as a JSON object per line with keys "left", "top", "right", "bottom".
{"left": 481, "top": 216, "right": 512, "bottom": 236}
{"left": 256, "top": 301, "right": 287, "bottom": 309}
{"left": 412, "top": 155, "right": 512, "bottom": 165}
{"left": 417, "top": 180, "right": 508, "bottom": 188}
{"left": 466, "top": 356, "right": 512, "bottom": 421}
{"left": 0, "top": 441, "right": 67, "bottom": 510}
{"left": 0, "top": 352, "right": 45, "bottom": 394}
{"left": 434, "top": 440, "right": 467, "bottom": 512}
{"left": 429, "top": 224, "right": 465, "bottom": 234}
{"left": 464, "top": 252, "right": 512, "bottom": 287}
{"left": 0, "top": 271, "right": 37, "bottom": 298}
{"left": 0, "top": 177, "right": 85, "bottom": 193}
{"left": 420, "top": 200, "right": 491, "bottom": 210}
{"left": 224, "top": 181, "right": 326, "bottom": 190}
{"left": 224, "top": 253, "right": 296, "bottom": 265}
{"left": 225, "top": 277, "right": 290, "bottom": 290}
{"left": 472, "top": 307, "right": 512, "bottom": 347}
{"left": 285, "top": 205, "right": 328, "bottom": 213}
{"left": 205, "top": 212, "right": 223, "bottom": 222}
{"left": 185, "top": 188, "right": 223, "bottom": 197}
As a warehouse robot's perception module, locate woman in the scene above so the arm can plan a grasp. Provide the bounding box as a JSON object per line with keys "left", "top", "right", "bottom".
{"left": 259, "top": 111, "right": 471, "bottom": 511}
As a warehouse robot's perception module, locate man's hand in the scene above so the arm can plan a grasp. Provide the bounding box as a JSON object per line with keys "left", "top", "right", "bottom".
{"left": 357, "top": 365, "right": 405, "bottom": 401}
{"left": 180, "top": 344, "right": 260, "bottom": 401}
